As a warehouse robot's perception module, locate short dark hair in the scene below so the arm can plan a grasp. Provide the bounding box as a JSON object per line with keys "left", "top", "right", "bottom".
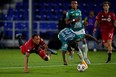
{"left": 32, "top": 34, "right": 39, "bottom": 39}
{"left": 103, "top": 1, "right": 110, "bottom": 6}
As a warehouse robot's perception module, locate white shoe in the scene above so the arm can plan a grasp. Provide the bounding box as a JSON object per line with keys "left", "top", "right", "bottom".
{"left": 82, "top": 61, "right": 88, "bottom": 69}
{"left": 93, "top": 49, "right": 97, "bottom": 52}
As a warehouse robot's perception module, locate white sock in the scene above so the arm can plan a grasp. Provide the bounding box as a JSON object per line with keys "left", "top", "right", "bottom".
{"left": 82, "top": 44, "right": 88, "bottom": 59}
{"left": 77, "top": 47, "right": 84, "bottom": 62}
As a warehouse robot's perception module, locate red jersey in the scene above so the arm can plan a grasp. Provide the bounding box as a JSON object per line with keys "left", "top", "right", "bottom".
{"left": 96, "top": 11, "right": 116, "bottom": 43}
{"left": 96, "top": 12, "right": 115, "bottom": 32}
{"left": 20, "top": 38, "right": 45, "bottom": 54}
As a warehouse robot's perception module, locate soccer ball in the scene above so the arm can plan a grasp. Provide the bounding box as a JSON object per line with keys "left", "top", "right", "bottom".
{"left": 77, "top": 64, "right": 86, "bottom": 72}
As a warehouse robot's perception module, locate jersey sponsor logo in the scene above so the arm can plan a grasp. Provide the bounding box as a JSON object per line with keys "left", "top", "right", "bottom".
{"left": 76, "top": 13, "right": 79, "bottom": 16}
{"left": 101, "top": 15, "right": 111, "bottom": 22}
{"left": 101, "top": 18, "right": 111, "bottom": 22}
{"left": 70, "top": 11, "right": 74, "bottom": 13}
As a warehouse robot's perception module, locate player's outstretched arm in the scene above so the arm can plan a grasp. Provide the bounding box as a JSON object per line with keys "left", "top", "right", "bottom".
{"left": 24, "top": 52, "right": 30, "bottom": 73}
{"left": 84, "top": 34, "right": 100, "bottom": 44}
{"left": 93, "top": 20, "right": 100, "bottom": 32}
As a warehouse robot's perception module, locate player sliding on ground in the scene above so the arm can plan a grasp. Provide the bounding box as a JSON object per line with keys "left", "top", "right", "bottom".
{"left": 16, "top": 34, "right": 57, "bottom": 73}
{"left": 58, "top": 27, "right": 100, "bottom": 66}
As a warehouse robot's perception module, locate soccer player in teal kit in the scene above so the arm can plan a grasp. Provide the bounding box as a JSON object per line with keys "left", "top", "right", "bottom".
{"left": 65, "top": 0, "right": 90, "bottom": 64}
{"left": 58, "top": 27, "right": 99, "bottom": 66}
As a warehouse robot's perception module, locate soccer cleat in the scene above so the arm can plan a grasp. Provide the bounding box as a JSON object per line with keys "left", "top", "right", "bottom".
{"left": 48, "top": 48, "right": 57, "bottom": 55}
{"left": 82, "top": 61, "right": 88, "bottom": 69}
{"left": 106, "top": 60, "right": 110, "bottom": 63}
{"left": 64, "top": 63, "right": 68, "bottom": 65}
{"left": 106, "top": 58, "right": 111, "bottom": 63}
{"left": 84, "top": 58, "right": 91, "bottom": 65}
{"left": 63, "top": 61, "right": 68, "bottom": 65}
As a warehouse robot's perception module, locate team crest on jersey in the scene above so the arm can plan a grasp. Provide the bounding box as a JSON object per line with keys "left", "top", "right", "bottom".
{"left": 107, "top": 15, "right": 111, "bottom": 22}
{"left": 101, "top": 15, "right": 111, "bottom": 22}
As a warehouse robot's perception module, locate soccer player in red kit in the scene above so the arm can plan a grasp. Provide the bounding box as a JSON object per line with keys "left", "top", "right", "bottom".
{"left": 17, "top": 34, "right": 51, "bottom": 72}
{"left": 94, "top": 1, "right": 116, "bottom": 63}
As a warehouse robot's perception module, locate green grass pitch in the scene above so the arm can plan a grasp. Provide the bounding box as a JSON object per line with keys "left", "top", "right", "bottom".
{"left": 0, "top": 49, "right": 116, "bottom": 77}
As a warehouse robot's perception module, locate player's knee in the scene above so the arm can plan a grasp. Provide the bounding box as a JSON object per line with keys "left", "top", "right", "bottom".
{"left": 103, "top": 42, "right": 108, "bottom": 48}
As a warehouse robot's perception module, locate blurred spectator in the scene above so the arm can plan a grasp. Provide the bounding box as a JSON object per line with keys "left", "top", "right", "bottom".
{"left": 48, "top": 11, "right": 67, "bottom": 50}
{"left": 58, "top": 10, "right": 67, "bottom": 31}
{"left": 85, "top": 11, "right": 98, "bottom": 51}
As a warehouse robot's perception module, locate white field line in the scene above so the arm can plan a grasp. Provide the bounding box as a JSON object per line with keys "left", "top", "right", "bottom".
{"left": 0, "top": 62, "right": 116, "bottom": 69}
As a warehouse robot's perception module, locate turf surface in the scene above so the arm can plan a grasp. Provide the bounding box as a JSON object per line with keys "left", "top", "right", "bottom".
{"left": 0, "top": 49, "right": 116, "bottom": 77}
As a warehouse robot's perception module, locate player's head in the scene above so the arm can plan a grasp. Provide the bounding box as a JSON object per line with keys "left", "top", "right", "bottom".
{"left": 71, "top": 0, "right": 78, "bottom": 10}
{"left": 32, "top": 34, "right": 41, "bottom": 45}
{"left": 89, "top": 10, "right": 95, "bottom": 17}
{"left": 102, "top": 1, "right": 110, "bottom": 11}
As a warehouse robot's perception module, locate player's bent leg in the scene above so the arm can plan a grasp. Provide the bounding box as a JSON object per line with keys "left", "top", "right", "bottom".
{"left": 69, "top": 40, "right": 88, "bottom": 68}
{"left": 48, "top": 48, "right": 57, "bottom": 55}
{"left": 84, "top": 58, "right": 91, "bottom": 65}
{"left": 16, "top": 33, "right": 24, "bottom": 46}
{"left": 82, "top": 38, "right": 91, "bottom": 64}
{"left": 38, "top": 48, "right": 50, "bottom": 61}
{"left": 67, "top": 46, "right": 74, "bottom": 60}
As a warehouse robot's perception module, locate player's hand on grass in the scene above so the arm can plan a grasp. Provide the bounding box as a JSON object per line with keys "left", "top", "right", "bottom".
{"left": 24, "top": 68, "right": 29, "bottom": 73}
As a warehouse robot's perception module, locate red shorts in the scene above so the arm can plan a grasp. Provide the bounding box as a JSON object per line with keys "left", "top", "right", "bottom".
{"left": 101, "top": 31, "right": 114, "bottom": 44}
{"left": 20, "top": 44, "right": 26, "bottom": 54}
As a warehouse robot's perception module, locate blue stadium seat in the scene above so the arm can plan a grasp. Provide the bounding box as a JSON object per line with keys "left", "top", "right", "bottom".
{"left": 7, "top": 8, "right": 14, "bottom": 20}
{"left": 32, "top": 22, "right": 38, "bottom": 34}
{"left": 3, "top": 22, "right": 13, "bottom": 39}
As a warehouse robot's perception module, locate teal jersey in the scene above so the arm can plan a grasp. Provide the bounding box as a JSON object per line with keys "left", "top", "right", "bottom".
{"left": 58, "top": 28, "right": 84, "bottom": 51}
{"left": 66, "top": 9, "right": 84, "bottom": 31}
{"left": 58, "top": 28, "right": 84, "bottom": 43}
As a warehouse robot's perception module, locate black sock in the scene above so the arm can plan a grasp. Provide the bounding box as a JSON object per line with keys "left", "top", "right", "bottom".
{"left": 108, "top": 53, "right": 112, "bottom": 61}
{"left": 106, "top": 53, "right": 112, "bottom": 63}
